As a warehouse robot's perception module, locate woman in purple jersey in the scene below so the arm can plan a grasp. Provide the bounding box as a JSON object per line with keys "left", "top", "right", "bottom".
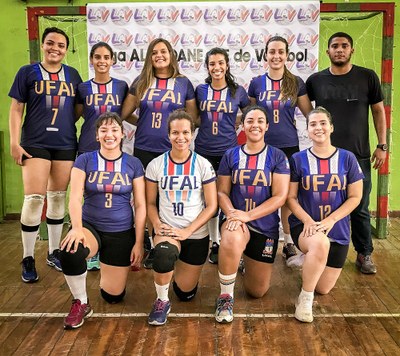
{"left": 60, "top": 112, "right": 146, "bottom": 330}
{"left": 248, "top": 36, "right": 313, "bottom": 269}
{"left": 145, "top": 110, "right": 217, "bottom": 326}
{"left": 121, "top": 38, "right": 198, "bottom": 269}
{"left": 8, "top": 27, "right": 82, "bottom": 283}
{"left": 214, "top": 106, "right": 290, "bottom": 323}
{"left": 195, "top": 47, "right": 250, "bottom": 265}
{"left": 287, "top": 107, "right": 363, "bottom": 323}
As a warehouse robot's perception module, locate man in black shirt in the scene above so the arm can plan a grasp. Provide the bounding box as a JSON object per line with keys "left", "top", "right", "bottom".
{"left": 306, "top": 32, "right": 387, "bottom": 274}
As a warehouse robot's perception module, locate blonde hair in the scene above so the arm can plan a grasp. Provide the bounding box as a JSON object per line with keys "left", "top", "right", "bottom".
{"left": 134, "top": 38, "right": 181, "bottom": 100}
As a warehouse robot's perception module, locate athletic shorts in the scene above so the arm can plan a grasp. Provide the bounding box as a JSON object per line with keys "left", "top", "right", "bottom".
{"left": 196, "top": 153, "right": 223, "bottom": 173}
{"left": 290, "top": 224, "right": 349, "bottom": 268}
{"left": 22, "top": 147, "right": 76, "bottom": 161}
{"left": 179, "top": 235, "right": 209, "bottom": 266}
{"left": 134, "top": 147, "right": 163, "bottom": 169}
{"left": 244, "top": 229, "right": 279, "bottom": 264}
{"left": 280, "top": 146, "right": 299, "bottom": 160}
{"left": 83, "top": 221, "right": 135, "bottom": 267}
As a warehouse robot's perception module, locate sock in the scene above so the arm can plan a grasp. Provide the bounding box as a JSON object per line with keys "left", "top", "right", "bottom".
{"left": 64, "top": 272, "right": 88, "bottom": 304}
{"left": 219, "top": 271, "right": 237, "bottom": 297}
{"left": 22, "top": 230, "right": 38, "bottom": 258}
{"left": 300, "top": 288, "right": 314, "bottom": 300}
{"left": 284, "top": 233, "right": 294, "bottom": 245}
{"left": 155, "top": 282, "right": 170, "bottom": 301}
{"left": 208, "top": 217, "right": 220, "bottom": 244}
{"left": 48, "top": 224, "right": 63, "bottom": 253}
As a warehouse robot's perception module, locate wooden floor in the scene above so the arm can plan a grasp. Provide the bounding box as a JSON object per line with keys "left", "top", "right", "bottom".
{"left": 0, "top": 220, "right": 399, "bottom": 355}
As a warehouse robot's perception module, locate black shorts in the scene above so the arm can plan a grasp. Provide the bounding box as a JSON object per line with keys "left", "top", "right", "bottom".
{"left": 134, "top": 147, "right": 163, "bottom": 169}
{"left": 83, "top": 221, "right": 135, "bottom": 267}
{"left": 279, "top": 146, "right": 299, "bottom": 159}
{"left": 290, "top": 224, "right": 349, "bottom": 268}
{"left": 196, "top": 153, "right": 223, "bottom": 173}
{"left": 244, "top": 229, "right": 279, "bottom": 264}
{"left": 179, "top": 235, "right": 209, "bottom": 266}
{"left": 22, "top": 147, "right": 76, "bottom": 161}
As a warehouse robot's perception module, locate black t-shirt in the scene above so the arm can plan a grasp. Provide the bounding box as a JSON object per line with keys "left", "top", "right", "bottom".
{"left": 306, "top": 65, "right": 383, "bottom": 159}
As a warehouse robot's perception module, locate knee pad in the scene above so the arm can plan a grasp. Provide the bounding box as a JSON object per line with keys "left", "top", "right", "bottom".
{"left": 46, "top": 191, "right": 66, "bottom": 224}
{"left": 59, "top": 243, "right": 90, "bottom": 275}
{"left": 100, "top": 288, "right": 126, "bottom": 304}
{"left": 152, "top": 241, "right": 179, "bottom": 273}
{"left": 173, "top": 281, "right": 198, "bottom": 302}
{"left": 20, "top": 194, "right": 45, "bottom": 229}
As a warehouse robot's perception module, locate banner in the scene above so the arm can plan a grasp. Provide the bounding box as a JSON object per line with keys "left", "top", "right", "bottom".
{"left": 87, "top": 1, "right": 320, "bottom": 149}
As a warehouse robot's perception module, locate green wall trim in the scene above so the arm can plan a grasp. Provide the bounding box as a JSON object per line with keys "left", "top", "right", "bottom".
{"left": 381, "top": 83, "right": 392, "bottom": 106}
{"left": 382, "top": 37, "right": 394, "bottom": 60}
{"left": 336, "top": 3, "right": 361, "bottom": 12}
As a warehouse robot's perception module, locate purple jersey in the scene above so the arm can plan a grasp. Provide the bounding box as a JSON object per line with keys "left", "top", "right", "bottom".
{"left": 248, "top": 73, "right": 307, "bottom": 148}
{"left": 9, "top": 63, "right": 82, "bottom": 150}
{"left": 130, "top": 76, "right": 195, "bottom": 152}
{"left": 195, "top": 84, "right": 249, "bottom": 156}
{"left": 289, "top": 148, "right": 364, "bottom": 245}
{"left": 74, "top": 151, "right": 144, "bottom": 232}
{"left": 77, "top": 78, "right": 128, "bottom": 153}
{"left": 218, "top": 145, "right": 290, "bottom": 238}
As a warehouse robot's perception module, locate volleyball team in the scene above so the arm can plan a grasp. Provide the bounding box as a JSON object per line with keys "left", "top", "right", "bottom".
{"left": 8, "top": 26, "right": 386, "bottom": 329}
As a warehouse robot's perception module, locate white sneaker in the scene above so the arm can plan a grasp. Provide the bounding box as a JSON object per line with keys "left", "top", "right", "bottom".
{"left": 295, "top": 292, "right": 314, "bottom": 323}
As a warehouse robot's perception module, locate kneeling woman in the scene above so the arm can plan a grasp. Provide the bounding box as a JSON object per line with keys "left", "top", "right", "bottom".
{"left": 215, "top": 105, "right": 290, "bottom": 323}
{"left": 287, "top": 107, "right": 363, "bottom": 323}
{"left": 60, "top": 112, "right": 146, "bottom": 329}
{"left": 145, "top": 110, "right": 217, "bottom": 326}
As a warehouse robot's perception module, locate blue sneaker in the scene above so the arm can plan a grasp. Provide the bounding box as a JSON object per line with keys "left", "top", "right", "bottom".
{"left": 21, "top": 256, "right": 39, "bottom": 283}
{"left": 46, "top": 249, "right": 62, "bottom": 271}
{"left": 215, "top": 294, "right": 234, "bottom": 323}
{"left": 148, "top": 299, "right": 171, "bottom": 326}
{"left": 87, "top": 253, "right": 100, "bottom": 271}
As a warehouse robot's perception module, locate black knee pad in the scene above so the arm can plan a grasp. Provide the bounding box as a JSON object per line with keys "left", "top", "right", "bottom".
{"left": 152, "top": 241, "right": 179, "bottom": 273}
{"left": 60, "top": 243, "right": 90, "bottom": 276}
{"left": 100, "top": 288, "right": 126, "bottom": 304}
{"left": 173, "top": 281, "right": 198, "bottom": 302}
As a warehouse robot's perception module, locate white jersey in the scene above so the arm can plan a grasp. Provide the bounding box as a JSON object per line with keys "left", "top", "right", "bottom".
{"left": 146, "top": 150, "right": 216, "bottom": 239}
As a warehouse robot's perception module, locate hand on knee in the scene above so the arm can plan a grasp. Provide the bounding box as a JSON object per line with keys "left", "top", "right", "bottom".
{"left": 152, "top": 241, "right": 179, "bottom": 273}
{"left": 60, "top": 243, "right": 90, "bottom": 275}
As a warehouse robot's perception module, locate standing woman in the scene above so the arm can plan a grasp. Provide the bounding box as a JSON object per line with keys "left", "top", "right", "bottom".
{"left": 8, "top": 27, "right": 82, "bottom": 282}
{"left": 60, "top": 112, "right": 146, "bottom": 329}
{"left": 287, "top": 107, "right": 363, "bottom": 322}
{"left": 248, "top": 36, "right": 313, "bottom": 268}
{"left": 145, "top": 110, "right": 217, "bottom": 326}
{"left": 76, "top": 42, "right": 128, "bottom": 271}
{"left": 195, "top": 47, "right": 249, "bottom": 264}
{"left": 215, "top": 106, "right": 290, "bottom": 323}
{"left": 122, "top": 38, "right": 197, "bottom": 268}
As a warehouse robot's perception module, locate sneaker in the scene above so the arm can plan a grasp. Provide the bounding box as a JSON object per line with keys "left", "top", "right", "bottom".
{"left": 283, "top": 243, "right": 304, "bottom": 269}
{"left": 148, "top": 299, "right": 171, "bottom": 326}
{"left": 238, "top": 257, "right": 245, "bottom": 275}
{"left": 46, "top": 249, "right": 62, "bottom": 272}
{"left": 295, "top": 293, "right": 314, "bottom": 323}
{"left": 356, "top": 253, "right": 377, "bottom": 274}
{"left": 21, "top": 256, "right": 39, "bottom": 283}
{"left": 208, "top": 242, "right": 219, "bottom": 264}
{"left": 87, "top": 253, "right": 100, "bottom": 271}
{"left": 215, "top": 294, "right": 234, "bottom": 323}
{"left": 64, "top": 299, "right": 93, "bottom": 329}
{"left": 144, "top": 248, "right": 155, "bottom": 269}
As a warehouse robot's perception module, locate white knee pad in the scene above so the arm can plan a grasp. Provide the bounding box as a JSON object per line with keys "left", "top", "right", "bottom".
{"left": 46, "top": 191, "right": 66, "bottom": 220}
{"left": 20, "top": 194, "right": 45, "bottom": 227}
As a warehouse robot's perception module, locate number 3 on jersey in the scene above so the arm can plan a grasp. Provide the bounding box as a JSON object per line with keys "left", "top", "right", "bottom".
{"left": 105, "top": 193, "right": 113, "bottom": 208}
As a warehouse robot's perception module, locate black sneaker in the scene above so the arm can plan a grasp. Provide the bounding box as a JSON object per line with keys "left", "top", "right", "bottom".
{"left": 144, "top": 248, "right": 155, "bottom": 269}
{"left": 21, "top": 256, "right": 39, "bottom": 283}
{"left": 356, "top": 253, "right": 377, "bottom": 274}
{"left": 208, "top": 242, "right": 219, "bottom": 264}
{"left": 46, "top": 249, "right": 62, "bottom": 272}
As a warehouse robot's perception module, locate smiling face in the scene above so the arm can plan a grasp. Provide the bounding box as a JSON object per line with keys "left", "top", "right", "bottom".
{"left": 265, "top": 40, "right": 288, "bottom": 71}
{"left": 90, "top": 46, "right": 113, "bottom": 75}
{"left": 97, "top": 119, "right": 124, "bottom": 151}
{"left": 151, "top": 41, "right": 171, "bottom": 74}
{"left": 41, "top": 32, "right": 68, "bottom": 65}
{"left": 207, "top": 53, "right": 228, "bottom": 82}
{"left": 326, "top": 37, "right": 354, "bottom": 67}
{"left": 168, "top": 118, "right": 193, "bottom": 153}
{"left": 307, "top": 112, "right": 333, "bottom": 144}
{"left": 243, "top": 109, "right": 268, "bottom": 143}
